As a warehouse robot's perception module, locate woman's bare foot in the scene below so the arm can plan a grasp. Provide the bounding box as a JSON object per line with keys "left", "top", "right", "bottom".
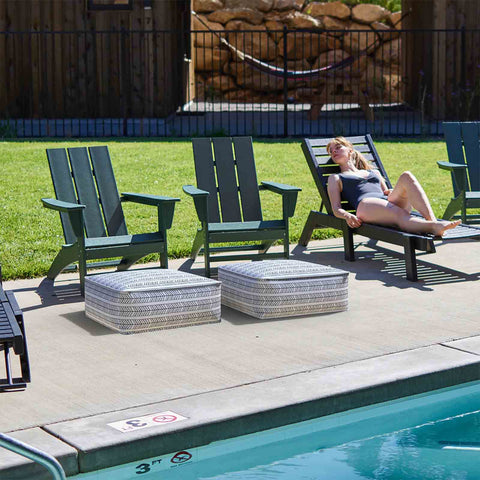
{"left": 433, "top": 219, "right": 461, "bottom": 237}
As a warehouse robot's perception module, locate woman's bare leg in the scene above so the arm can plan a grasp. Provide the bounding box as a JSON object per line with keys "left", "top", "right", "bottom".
{"left": 357, "top": 198, "right": 461, "bottom": 236}
{"left": 387, "top": 171, "right": 436, "bottom": 221}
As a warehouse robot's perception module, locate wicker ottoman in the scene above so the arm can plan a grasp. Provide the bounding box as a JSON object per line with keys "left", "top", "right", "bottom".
{"left": 84, "top": 269, "right": 221, "bottom": 334}
{"left": 218, "top": 260, "right": 348, "bottom": 319}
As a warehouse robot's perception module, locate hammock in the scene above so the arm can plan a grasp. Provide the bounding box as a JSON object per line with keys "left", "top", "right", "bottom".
{"left": 220, "top": 37, "right": 359, "bottom": 79}
{"left": 193, "top": 10, "right": 377, "bottom": 80}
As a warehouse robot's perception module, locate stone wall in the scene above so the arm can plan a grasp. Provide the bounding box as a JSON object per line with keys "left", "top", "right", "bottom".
{"left": 192, "top": 0, "right": 402, "bottom": 106}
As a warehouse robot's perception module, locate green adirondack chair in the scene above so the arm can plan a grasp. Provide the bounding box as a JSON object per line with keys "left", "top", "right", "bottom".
{"left": 438, "top": 122, "right": 480, "bottom": 224}
{"left": 183, "top": 137, "right": 301, "bottom": 277}
{"left": 42, "top": 146, "right": 180, "bottom": 294}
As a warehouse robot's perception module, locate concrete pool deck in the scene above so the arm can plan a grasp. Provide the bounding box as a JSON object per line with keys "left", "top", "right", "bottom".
{"left": 1, "top": 236, "right": 480, "bottom": 478}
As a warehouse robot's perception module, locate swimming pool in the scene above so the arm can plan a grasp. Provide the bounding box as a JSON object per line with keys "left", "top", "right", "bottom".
{"left": 73, "top": 381, "right": 480, "bottom": 479}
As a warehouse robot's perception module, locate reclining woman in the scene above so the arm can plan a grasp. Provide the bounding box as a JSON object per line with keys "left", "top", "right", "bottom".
{"left": 326, "top": 136, "right": 461, "bottom": 237}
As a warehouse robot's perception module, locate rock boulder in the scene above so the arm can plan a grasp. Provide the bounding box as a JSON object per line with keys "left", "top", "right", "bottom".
{"left": 193, "top": 15, "right": 225, "bottom": 47}
{"left": 208, "top": 8, "right": 264, "bottom": 25}
{"left": 224, "top": 0, "right": 274, "bottom": 13}
{"left": 304, "top": 1, "right": 351, "bottom": 20}
{"left": 193, "top": 0, "right": 225, "bottom": 14}
{"left": 351, "top": 4, "right": 389, "bottom": 24}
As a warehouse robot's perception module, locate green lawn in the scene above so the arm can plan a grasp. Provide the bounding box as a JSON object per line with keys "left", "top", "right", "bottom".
{"left": 0, "top": 138, "right": 455, "bottom": 280}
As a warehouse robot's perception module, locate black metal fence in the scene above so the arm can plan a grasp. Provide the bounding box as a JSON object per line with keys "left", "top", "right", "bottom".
{"left": 0, "top": 28, "right": 479, "bottom": 138}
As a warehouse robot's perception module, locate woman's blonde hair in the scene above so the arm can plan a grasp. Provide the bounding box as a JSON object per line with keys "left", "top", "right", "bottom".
{"left": 326, "top": 136, "right": 372, "bottom": 171}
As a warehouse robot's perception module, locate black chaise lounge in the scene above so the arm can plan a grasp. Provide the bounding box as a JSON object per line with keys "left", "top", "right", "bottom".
{"left": 0, "top": 267, "right": 30, "bottom": 391}
{"left": 299, "top": 135, "right": 480, "bottom": 281}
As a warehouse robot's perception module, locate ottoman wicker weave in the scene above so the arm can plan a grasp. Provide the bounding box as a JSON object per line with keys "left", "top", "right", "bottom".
{"left": 218, "top": 260, "right": 348, "bottom": 319}
{"left": 84, "top": 269, "right": 221, "bottom": 334}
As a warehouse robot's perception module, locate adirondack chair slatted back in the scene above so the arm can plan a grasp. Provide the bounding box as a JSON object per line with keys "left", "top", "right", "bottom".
{"left": 46, "top": 148, "right": 79, "bottom": 245}
{"left": 303, "top": 135, "right": 392, "bottom": 214}
{"left": 46, "top": 146, "right": 127, "bottom": 244}
{"left": 443, "top": 122, "right": 480, "bottom": 195}
{"left": 88, "top": 147, "right": 128, "bottom": 236}
{"left": 192, "top": 137, "right": 262, "bottom": 223}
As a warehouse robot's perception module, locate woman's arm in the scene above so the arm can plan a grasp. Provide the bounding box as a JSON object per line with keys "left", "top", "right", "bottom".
{"left": 327, "top": 175, "right": 362, "bottom": 228}
{"left": 372, "top": 170, "right": 392, "bottom": 195}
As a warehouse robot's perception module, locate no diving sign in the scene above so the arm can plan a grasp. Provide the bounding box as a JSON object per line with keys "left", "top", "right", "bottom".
{"left": 108, "top": 411, "right": 188, "bottom": 433}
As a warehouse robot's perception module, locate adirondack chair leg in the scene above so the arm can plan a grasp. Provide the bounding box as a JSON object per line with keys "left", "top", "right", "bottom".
{"left": 190, "top": 230, "right": 204, "bottom": 261}
{"left": 160, "top": 252, "right": 168, "bottom": 269}
{"left": 118, "top": 254, "right": 145, "bottom": 271}
{"left": 204, "top": 242, "right": 211, "bottom": 278}
{"left": 46, "top": 247, "right": 78, "bottom": 280}
{"left": 342, "top": 225, "right": 355, "bottom": 261}
{"left": 78, "top": 252, "right": 87, "bottom": 296}
{"left": 283, "top": 231, "right": 290, "bottom": 259}
{"left": 258, "top": 240, "right": 275, "bottom": 255}
{"left": 299, "top": 211, "right": 318, "bottom": 247}
{"left": 442, "top": 196, "right": 462, "bottom": 221}
{"left": 403, "top": 236, "right": 418, "bottom": 282}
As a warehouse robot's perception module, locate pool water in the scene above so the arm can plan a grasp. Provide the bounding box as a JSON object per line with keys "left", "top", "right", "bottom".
{"left": 75, "top": 381, "right": 480, "bottom": 480}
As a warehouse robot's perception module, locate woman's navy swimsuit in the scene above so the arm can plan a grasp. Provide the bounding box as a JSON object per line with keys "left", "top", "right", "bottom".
{"left": 339, "top": 171, "right": 388, "bottom": 209}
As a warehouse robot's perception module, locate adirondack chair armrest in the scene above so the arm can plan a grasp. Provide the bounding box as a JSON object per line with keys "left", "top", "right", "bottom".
{"left": 260, "top": 181, "right": 302, "bottom": 194}
{"left": 121, "top": 192, "right": 180, "bottom": 207}
{"left": 182, "top": 185, "right": 209, "bottom": 197}
{"left": 183, "top": 185, "right": 209, "bottom": 223}
{"left": 121, "top": 193, "right": 180, "bottom": 231}
{"left": 261, "top": 181, "right": 301, "bottom": 218}
{"left": 437, "top": 161, "right": 467, "bottom": 171}
{"left": 41, "top": 198, "right": 86, "bottom": 240}
{"left": 437, "top": 161, "right": 468, "bottom": 193}
{"left": 41, "top": 198, "right": 86, "bottom": 213}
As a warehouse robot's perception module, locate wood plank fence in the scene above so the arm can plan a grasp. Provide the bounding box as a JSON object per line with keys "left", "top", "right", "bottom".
{"left": 0, "top": 0, "right": 191, "bottom": 118}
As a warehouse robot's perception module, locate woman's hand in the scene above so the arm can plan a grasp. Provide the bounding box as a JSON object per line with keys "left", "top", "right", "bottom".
{"left": 345, "top": 212, "right": 362, "bottom": 228}
{"left": 384, "top": 188, "right": 393, "bottom": 196}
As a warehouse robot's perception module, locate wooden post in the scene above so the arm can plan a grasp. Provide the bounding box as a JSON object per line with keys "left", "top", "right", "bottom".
{"left": 402, "top": 0, "right": 480, "bottom": 120}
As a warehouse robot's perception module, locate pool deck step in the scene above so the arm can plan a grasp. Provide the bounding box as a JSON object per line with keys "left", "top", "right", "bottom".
{"left": 3, "top": 342, "right": 480, "bottom": 479}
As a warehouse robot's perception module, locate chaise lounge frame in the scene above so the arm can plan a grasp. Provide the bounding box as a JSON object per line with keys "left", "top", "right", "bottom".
{"left": 299, "top": 135, "right": 480, "bottom": 281}
{"left": 0, "top": 269, "right": 30, "bottom": 391}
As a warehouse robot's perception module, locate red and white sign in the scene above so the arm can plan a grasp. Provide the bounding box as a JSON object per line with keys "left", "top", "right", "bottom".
{"left": 108, "top": 410, "right": 188, "bottom": 433}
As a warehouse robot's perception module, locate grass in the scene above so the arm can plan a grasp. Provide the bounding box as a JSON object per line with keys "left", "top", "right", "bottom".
{"left": 0, "top": 138, "right": 456, "bottom": 281}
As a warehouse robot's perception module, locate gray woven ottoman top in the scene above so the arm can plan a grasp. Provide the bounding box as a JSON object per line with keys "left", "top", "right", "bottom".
{"left": 85, "top": 269, "right": 221, "bottom": 334}
{"left": 218, "top": 260, "right": 348, "bottom": 319}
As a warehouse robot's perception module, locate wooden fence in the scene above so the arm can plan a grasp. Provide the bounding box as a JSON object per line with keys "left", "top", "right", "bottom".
{"left": 403, "top": 0, "right": 480, "bottom": 119}
{"left": 0, "top": 0, "right": 191, "bottom": 118}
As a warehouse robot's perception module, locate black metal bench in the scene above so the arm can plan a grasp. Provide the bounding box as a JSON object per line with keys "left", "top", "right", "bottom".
{"left": 0, "top": 272, "right": 30, "bottom": 391}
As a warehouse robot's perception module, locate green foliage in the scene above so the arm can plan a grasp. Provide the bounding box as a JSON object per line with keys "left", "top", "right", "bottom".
{"left": 0, "top": 138, "right": 456, "bottom": 280}
{"left": 0, "top": 121, "right": 17, "bottom": 139}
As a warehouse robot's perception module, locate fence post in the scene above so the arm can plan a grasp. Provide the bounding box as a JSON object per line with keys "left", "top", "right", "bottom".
{"left": 460, "top": 25, "right": 466, "bottom": 93}
{"left": 283, "top": 26, "right": 288, "bottom": 138}
{"left": 121, "top": 26, "right": 129, "bottom": 136}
